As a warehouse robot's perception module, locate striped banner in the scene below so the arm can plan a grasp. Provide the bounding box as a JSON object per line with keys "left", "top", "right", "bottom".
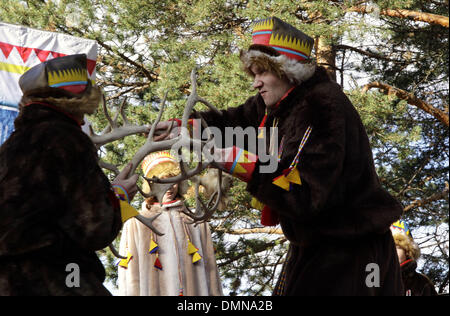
{"left": 0, "top": 22, "right": 97, "bottom": 145}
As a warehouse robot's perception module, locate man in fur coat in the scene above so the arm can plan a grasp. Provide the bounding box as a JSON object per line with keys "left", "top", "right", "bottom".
{"left": 0, "top": 54, "right": 137, "bottom": 295}
{"left": 155, "top": 17, "right": 404, "bottom": 295}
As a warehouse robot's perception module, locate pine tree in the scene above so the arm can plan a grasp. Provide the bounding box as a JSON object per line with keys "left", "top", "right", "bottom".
{"left": 1, "top": 0, "right": 447, "bottom": 294}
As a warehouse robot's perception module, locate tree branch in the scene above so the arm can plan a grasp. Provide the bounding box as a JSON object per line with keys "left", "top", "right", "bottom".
{"left": 362, "top": 82, "right": 449, "bottom": 127}
{"left": 217, "top": 238, "right": 287, "bottom": 268}
{"left": 334, "top": 44, "right": 402, "bottom": 62}
{"left": 61, "top": 26, "right": 159, "bottom": 83}
{"left": 94, "top": 38, "right": 159, "bottom": 83}
{"left": 348, "top": 6, "right": 449, "bottom": 28}
{"left": 403, "top": 182, "right": 449, "bottom": 212}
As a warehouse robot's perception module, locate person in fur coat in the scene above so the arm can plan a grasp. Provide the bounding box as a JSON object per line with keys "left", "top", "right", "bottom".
{"left": 155, "top": 17, "right": 404, "bottom": 295}
{"left": 118, "top": 151, "right": 223, "bottom": 296}
{"left": 391, "top": 221, "right": 438, "bottom": 296}
{"left": 0, "top": 54, "right": 138, "bottom": 295}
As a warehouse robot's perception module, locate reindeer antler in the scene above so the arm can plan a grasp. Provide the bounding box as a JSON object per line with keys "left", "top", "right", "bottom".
{"left": 182, "top": 169, "right": 224, "bottom": 223}
{"left": 128, "top": 70, "right": 226, "bottom": 225}
{"left": 88, "top": 93, "right": 166, "bottom": 236}
{"left": 89, "top": 96, "right": 151, "bottom": 148}
{"left": 127, "top": 70, "right": 221, "bottom": 177}
{"left": 91, "top": 69, "right": 226, "bottom": 257}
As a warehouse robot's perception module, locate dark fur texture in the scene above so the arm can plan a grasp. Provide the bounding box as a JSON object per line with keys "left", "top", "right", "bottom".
{"left": 0, "top": 104, "right": 121, "bottom": 295}
{"left": 400, "top": 260, "right": 438, "bottom": 296}
{"left": 199, "top": 66, "right": 404, "bottom": 295}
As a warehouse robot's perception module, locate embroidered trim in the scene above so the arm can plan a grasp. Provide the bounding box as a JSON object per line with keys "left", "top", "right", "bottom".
{"left": 289, "top": 126, "right": 312, "bottom": 169}
{"left": 112, "top": 184, "right": 130, "bottom": 203}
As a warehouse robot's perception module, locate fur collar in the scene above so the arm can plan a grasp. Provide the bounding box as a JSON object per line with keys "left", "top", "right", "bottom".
{"left": 14, "top": 103, "right": 82, "bottom": 130}
{"left": 19, "top": 85, "right": 102, "bottom": 118}
{"left": 240, "top": 49, "right": 317, "bottom": 85}
{"left": 267, "top": 66, "right": 332, "bottom": 119}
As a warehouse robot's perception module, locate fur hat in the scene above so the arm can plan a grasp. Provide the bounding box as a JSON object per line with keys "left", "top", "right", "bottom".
{"left": 141, "top": 151, "right": 188, "bottom": 196}
{"left": 390, "top": 220, "right": 421, "bottom": 261}
{"left": 18, "top": 54, "right": 101, "bottom": 118}
{"left": 240, "top": 17, "right": 316, "bottom": 85}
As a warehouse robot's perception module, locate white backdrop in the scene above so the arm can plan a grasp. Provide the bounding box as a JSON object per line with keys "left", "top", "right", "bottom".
{"left": 0, "top": 22, "right": 97, "bottom": 144}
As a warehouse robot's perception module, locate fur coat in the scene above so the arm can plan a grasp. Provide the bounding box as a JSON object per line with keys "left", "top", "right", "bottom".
{"left": 198, "top": 66, "right": 404, "bottom": 295}
{"left": 400, "top": 259, "right": 438, "bottom": 296}
{"left": 0, "top": 104, "right": 122, "bottom": 295}
{"left": 118, "top": 200, "right": 223, "bottom": 296}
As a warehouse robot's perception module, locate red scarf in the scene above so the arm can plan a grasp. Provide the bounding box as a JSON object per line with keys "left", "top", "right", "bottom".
{"left": 153, "top": 199, "right": 180, "bottom": 206}
{"left": 258, "top": 86, "right": 296, "bottom": 226}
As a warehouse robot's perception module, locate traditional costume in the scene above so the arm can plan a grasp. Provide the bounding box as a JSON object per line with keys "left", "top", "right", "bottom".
{"left": 0, "top": 54, "right": 122, "bottom": 295}
{"left": 190, "top": 17, "right": 404, "bottom": 295}
{"left": 118, "top": 151, "right": 222, "bottom": 296}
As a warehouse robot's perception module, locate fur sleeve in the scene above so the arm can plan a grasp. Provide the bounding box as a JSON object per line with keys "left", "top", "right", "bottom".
{"left": 52, "top": 124, "right": 122, "bottom": 251}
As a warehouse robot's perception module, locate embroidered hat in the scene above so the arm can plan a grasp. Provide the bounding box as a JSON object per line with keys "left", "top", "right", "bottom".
{"left": 240, "top": 17, "right": 316, "bottom": 84}
{"left": 141, "top": 151, "right": 181, "bottom": 194}
{"left": 390, "top": 220, "right": 411, "bottom": 237}
{"left": 18, "top": 54, "right": 101, "bottom": 118}
{"left": 390, "top": 220, "right": 420, "bottom": 261}
{"left": 19, "top": 54, "right": 91, "bottom": 96}
{"left": 251, "top": 17, "right": 314, "bottom": 61}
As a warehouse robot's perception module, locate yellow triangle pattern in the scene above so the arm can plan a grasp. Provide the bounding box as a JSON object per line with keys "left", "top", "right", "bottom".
{"left": 272, "top": 175, "right": 291, "bottom": 191}
{"left": 233, "top": 163, "right": 247, "bottom": 175}
{"left": 285, "top": 167, "right": 301, "bottom": 185}
{"left": 120, "top": 200, "right": 139, "bottom": 223}
{"left": 187, "top": 240, "right": 198, "bottom": 255}
{"left": 233, "top": 151, "right": 258, "bottom": 177}
{"left": 253, "top": 18, "right": 275, "bottom": 32}
{"left": 269, "top": 33, "right": 313, "bottom": 55}
{"left": 48, "top": 68, "right": 87, "bottom": 86}
{"left": 149, "top": 239, "right": 159, "bottom": 253}
{"left": 118, "top": 251, "right": 133, "bottom": 269}
{"left": 187, "top": 239, "right": 202, "bottom": 263}
{"left": 192, "top": 252, "right": 202, "bottom": 263}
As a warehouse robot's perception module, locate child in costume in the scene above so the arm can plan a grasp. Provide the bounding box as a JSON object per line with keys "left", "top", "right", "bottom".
{"left": 118, "top": 151, "right": 223, "bottom": 296}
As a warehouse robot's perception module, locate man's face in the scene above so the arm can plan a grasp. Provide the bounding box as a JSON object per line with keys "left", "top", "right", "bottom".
{"left": 396, "top": 246, "right": 407, "bottom": 264}
{"left": 250, "top": 63, "right": 293, "bottom": 109}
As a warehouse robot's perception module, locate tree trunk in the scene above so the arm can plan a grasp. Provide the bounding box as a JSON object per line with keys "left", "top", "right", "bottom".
{"left": 315, "top": 36, "right": 337, "bottom": 81}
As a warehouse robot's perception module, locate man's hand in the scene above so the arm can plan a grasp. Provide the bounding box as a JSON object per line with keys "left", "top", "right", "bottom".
{"left": 153, "top": 120, "right": 181, "bottom": 141}
{"left": 111, "top": 163, "right": 139, "bottom": 201}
